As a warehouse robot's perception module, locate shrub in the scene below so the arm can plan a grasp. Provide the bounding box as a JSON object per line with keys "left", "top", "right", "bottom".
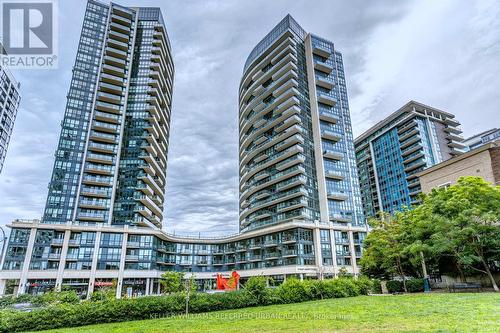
{"left": 371, "top": 279, "right": 382, "bottom": 294}
{"left": 243, "top": 276, "right": 270, "bottom": 305}
{"left": 386, "top": 280, "right": 404, "bottom": 293}
{"left": 0, "top": 276, "right": 377, "bottom": 332}
{"left": 276, "top": 277, "right": 312, "bottom": 303}
{"left": 406, "top": 278, "right": 424, "bottom": 293}
{"left": 354, "top": 276, "right": 373, "bottom": 295}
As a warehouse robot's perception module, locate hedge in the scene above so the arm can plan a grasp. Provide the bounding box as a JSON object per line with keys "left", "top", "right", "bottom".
{"left": 386, "top": 278, "right": 425, "bottom": 293}
{"left": 0, "top": 276, "right": 373, "bottom": 332}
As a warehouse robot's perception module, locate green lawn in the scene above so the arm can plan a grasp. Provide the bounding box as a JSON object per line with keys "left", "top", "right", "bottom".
{"left": 39, "top": 293, "right": 499, "bottom": 333}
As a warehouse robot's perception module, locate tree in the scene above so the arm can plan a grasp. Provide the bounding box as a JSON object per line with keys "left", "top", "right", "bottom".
{"left": 160, "top": 271, "right": 185, "bottom": 293}
{"left": 420, "top": 177, "right": 500, "bottom": 291}
{"left": 359, "top": 213, "right": 415, "bottom": 291}
{"left": 361, "top": 176, "right": 500, "bottom": 292}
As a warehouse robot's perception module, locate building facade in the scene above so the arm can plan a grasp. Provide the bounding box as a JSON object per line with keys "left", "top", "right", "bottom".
{"left": 463, "top": 128, "right": 500, "bottom": 151}
{"left": 354, "top": 101, "right": 466, "bottom": 218}
{"left": 0, "top": 64, "right": 21, "bottom": 173}
{"left": 418, "top": 140, "right": 500, "bottom": 192}
{"left": 0, "top": 9, "right": 366, "bottom": 298}
{"left": 239, "top": 15, "right": 365, "bottom": 233}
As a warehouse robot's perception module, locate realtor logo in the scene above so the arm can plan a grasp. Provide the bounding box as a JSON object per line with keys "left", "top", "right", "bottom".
{"left": 0, "top": 0, "right": 58, "bottom": 69}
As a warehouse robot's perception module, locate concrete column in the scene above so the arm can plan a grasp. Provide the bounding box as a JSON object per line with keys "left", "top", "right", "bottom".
{"left": 313, "top": 226, "right": 323, "bottom": 276}
{"left": 157, "top": 279, "right": 161, "bottom": 294}
{"left": 145, "top": 278, "right": 150, "bottom": 296}
{"left": 304, "top": 34, "right": 329, "bottom": 222}
{"left": 329, "top": 229, "right": 338, "bottom": 277}
{"left": 87, "top": 230, "right": 102, "bottom": 299}
{"left": 17, "top": 227, "right": 37, "bottom": 296}
{"left": 115, "top": 231, "right": 128, "bottom": 299}
{"left": 0, "top": 279, "right": 6, "bottom": 295}
{"left": 348, "top": 230, "right": 358, "bottom": 276}
{"left": 55, "top": 229, "right": 71, "bottom": 291}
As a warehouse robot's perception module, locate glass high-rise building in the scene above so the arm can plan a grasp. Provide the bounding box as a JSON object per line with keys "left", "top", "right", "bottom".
{"left": 0, "top": 63, "right": 21, "bottom": 173}
{"left": 239, "top": 15, "right": 365, "bottom": 232}
{"left": 0, "top": 12, "right": 366, "bottom": 299}
{"left": 42, "top": 0, "right": 174, "bottom": 229}
{"left": 354, "top": 100, "right": 466, "bottom": 218}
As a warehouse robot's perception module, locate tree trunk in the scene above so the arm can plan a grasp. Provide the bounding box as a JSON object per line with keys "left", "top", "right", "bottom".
{"left": 396, "top": 257, "right": 407, "bottom": 292}
{"left": 480, "top": 257, "right": 499, "bottom": 292}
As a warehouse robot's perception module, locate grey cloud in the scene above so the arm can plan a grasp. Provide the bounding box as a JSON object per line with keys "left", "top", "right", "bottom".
{"left": 1, "top": 0, "right": 498, "bottom": 234}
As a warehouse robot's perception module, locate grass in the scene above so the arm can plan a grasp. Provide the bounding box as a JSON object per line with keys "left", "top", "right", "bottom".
{"left": 38, "top": 292, "right": 499, "bottom": 333}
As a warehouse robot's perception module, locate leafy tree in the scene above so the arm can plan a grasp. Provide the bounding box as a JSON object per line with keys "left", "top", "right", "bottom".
{"left": 420, "top": 177, "right": 500, "bottom": 291}
{"left": 160, "top": 271, "right": 185, "bottom": 294}
{"left": 360, "top": 176, "right": 500, "bottom": 291}
{"left": 359, "top": 213, "right": 414, "bottom": 291}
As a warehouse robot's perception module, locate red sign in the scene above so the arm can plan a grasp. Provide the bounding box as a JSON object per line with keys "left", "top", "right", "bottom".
{"left": 95, "top": 281, "right": 113, "bottom": 287}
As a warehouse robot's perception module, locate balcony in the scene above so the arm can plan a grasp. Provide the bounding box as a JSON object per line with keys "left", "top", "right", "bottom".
{"left": 319, "top": 110, "right": 338, "bottom": 123}
{"left": 276, "top": 175, "right": 307, "bottom": 191}
{"left": 312, "top": 45, "right": 331, "bottom": 58}
{"left": 327, "top": 191, "right": 348, "bottom": 201}
{"left": 77, "top": 212, "right": 106, "bottom": 222}
{"left": 111, "top": 13, "right": 132, "bottom": 26}
{"left": 105, "top": 46, "right": 128, "bottom": 60}
{"left": 92, "top": 120, "right": 120, "bottom": 134}
{"left": 315, "top": 75, "right": 334, "bottom": 90}
{"left": 97, "top": 91, "right": 122, "bottom": 105}
{"left": 89, "top": 131, "right": 117, "bottom": 144}
{"left": 323, "top": 150, "right": 343, "bottom": 161}
{"left": 276, "top": 153, "right": 305, "bottom": 171}
{"left": 444, "top": 117, "right": 460, "bottom": 127}
{"left": 254, "top": 170, "right": 269, "bottom": 181}
{"left": 125, "top": 255, "right": 139, "bottom": 261}
{"left": 282, "top": 249, "right": 297, "bottom": 257}
{"left": 79, "top": 199, "right": 107, "bottom": 210}
{"left": 282, "top": 235, "right": 297, "bottom": 243}
{"left": 404, "top": 159, "right": 426, "bottom": 173}
{"left": 48, "top": 253, "right": 61, "bottom": 260}
{"left": 107, "top": 37, "right": 129, "bottom": 51}
{"left": 314, "top": 60, "right": 333, "bottom": 74}
{"left": 399, "top": 128, "right": 419, "bottom": 142}
{"left": 329, "top": 213, "right": 351, "bottom": 223}
{"left": 82, "top": 175, "right": 112, "bottom": 187}
{"left": 325, "top": 170, "right": 344, "bottom": 181}
{"left": 444, "top": 126, "right": 462, "bottom": 135}
{"left": 264, "top": 252, "right": 280, "bottom": 260}
{"left": 86, "top": 152, "right": 114, "bottom": 165}
{"left": 80, "top": 187, "right": 110, "bottom": 198}
{"left": 321, "top": 129, "right": 342, "bottom": 142}
{"left": 102, "top": 64, "right": 125, "bottom": 78}
{"left": 317, "top": 93, "right": 337, "bottom": 107}
{"left": 95, "top": 100, "right": 121, "bottom": 114}
{"left": 100, "top": 72, "right": 124, "bottom": 86}
{"left": 104, "top": 55, "right": 126, "bottom": 69}
{"left": 94, "top": 110, "right": 120, "bottom": 124}
{"left": 110, "top": 21, "right": 131, "bottom": 35}
{"left": 447, "top": 140, "right": 466, "bottom": 149}
{"left": 51, "top": 238, "right": 64, "bottom": 246}
{"left": 84, "top": 163, "right": 113, "bottom": 175}
{"left": 108, "top": 29, "right": 129, "bottom": 43}
{"left": 276, "top": 197, "right": 308, "bottom": 213}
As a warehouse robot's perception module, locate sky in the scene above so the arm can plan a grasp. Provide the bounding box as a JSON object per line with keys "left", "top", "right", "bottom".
{"left": 0, "top": 0, "right": 499, "bottom": 235}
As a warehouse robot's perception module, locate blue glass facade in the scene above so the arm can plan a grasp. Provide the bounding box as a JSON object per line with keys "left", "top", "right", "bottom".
{"left": 42, "top": 1, "right": 173, "bottom": 228}
{"left": 0, "top": 65, "right": 21, "bottom": 173}
{"left": 355, "top": 101, "right": 465, "bottom": 217}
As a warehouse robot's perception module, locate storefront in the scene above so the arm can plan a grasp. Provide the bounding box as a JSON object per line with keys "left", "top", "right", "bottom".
{"left": 26, "top": 279, "right": 56, "bottom": 295}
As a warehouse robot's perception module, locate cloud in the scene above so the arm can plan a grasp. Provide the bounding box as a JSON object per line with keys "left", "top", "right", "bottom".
{"left": 1, "top": 0, "right": 498, "bottom": 234}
